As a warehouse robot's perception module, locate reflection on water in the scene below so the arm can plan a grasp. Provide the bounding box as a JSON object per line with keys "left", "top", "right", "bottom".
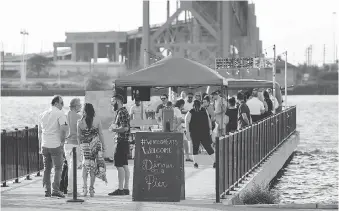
{"left": 272, "top": 95, "right": 338, "bottom": 204}
{"left": 1, "top": 95, "right": 338, "bottom": 204}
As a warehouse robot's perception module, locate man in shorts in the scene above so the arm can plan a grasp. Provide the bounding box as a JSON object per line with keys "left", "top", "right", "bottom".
{"left": 108, "top": 95, "right": 131, "bottom": 196}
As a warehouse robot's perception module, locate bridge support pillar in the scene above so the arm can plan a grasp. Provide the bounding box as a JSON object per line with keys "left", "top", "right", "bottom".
{"left": 71, "top": 43, "right": 77, "bottom": 61}
{"left": 93, "top": 42, "right": 98, "bottom": 63}
{"left": 141, "top": 0, "right": 150, "bottom": 67}
{"left": 221, "top": 1, "right": 231, "bottom": 58}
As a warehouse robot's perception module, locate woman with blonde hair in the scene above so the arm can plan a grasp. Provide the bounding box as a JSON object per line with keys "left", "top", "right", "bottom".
{"left": 77, "top": 103, "right": 107, "bottom": 197}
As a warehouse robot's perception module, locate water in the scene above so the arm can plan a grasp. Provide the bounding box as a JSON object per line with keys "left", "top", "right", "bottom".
{"left": 1, "top": 95, "right": 338, "bottom": 204}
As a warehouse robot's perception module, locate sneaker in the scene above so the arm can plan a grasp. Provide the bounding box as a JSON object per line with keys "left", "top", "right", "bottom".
{"left": 123, "top": 189, "right": 130, "bottom": 195}
{"left": 185, "top": 158, "right": 193, "bottom": 162}
{"left": 108, "top": 189, "right": 125, "bottom": 196}
{"left": 194, "top": 163, "right": 199, "bottom": 168}
{"left": 45, "top": 191, "right": 51, "bottom": 197}
{"left": 51, "top": 191, "right": 65, "bottom": 198}
{"left": 213, "top": 162, "right": 216, "bottom": 168}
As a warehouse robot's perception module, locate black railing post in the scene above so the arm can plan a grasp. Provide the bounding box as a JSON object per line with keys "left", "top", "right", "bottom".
{"left": 221, "top": 136, "right": 226, "bottom": 198}
{"left": 36, "top": 125, "right": 41, "bottom": 177}
{"left": 215, "top": 137, "right": 220, "bottom": 203}
{"left": 25, "top": 127, "right": 32, "bottom": 180}
{"left": 67, "top": 147, "right": 84, "bottom": 203}
{"left": 230, "top": 134, "right": 235, "bottom": 190}
{"left": 225, "top": 136, "right": 229, "bottom": 195}
{"left": 1, "top": 130, "right": 9, "bottom": 187}
{"left": 14, "top": 128, "right": 20, "bottom": 183}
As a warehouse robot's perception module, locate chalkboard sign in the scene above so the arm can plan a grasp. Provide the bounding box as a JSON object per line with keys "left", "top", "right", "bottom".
{"left": 132, "top": 132, "right": 183, "bottom": 202}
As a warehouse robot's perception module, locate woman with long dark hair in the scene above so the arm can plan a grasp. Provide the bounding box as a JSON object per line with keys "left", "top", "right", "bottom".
{"left": 77, "top": 103, "right": 107, "bottom": 197}
{"left": 263, "top": 90, "right": 273, "bottom": 118}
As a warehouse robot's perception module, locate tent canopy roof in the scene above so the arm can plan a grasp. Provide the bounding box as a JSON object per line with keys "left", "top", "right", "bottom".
{"left": 115, "top": 57, "right": 227, "bottom": 87}
{"left": 115, "top": 57, "right": 280, "bottom": 90}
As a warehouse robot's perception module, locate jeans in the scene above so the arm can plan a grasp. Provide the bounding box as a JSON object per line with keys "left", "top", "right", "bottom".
{"left": 42, "top": 146, "right": 64, "bottom": 193}
{"left": 64, "top": 144, "right": 80, "bottom": 193}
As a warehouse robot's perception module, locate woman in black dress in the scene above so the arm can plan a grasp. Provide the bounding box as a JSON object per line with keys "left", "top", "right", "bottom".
{"left": 225, "top": 97, "right": 238, "bottom": 134}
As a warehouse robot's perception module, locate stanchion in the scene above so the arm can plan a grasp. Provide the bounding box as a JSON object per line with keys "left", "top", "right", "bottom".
{"left": 67, "top": 147, "right": 84, "bottom": 203}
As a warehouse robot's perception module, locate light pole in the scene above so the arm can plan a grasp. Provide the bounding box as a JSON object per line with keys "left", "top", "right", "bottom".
{"left": 272, "top": 45, "right": 276, "bottom": 113}
{"left": 333, "top": 12, "right": 337, "bottom": 63}
{"left": 282, "top": 51, "right": 288, "bottom": 108}
{"left": 20, "top": 29, "right": 29, "bottom": 87}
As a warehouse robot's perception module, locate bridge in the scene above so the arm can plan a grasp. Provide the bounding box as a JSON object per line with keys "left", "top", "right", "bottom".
{"left": 1, "top": 1, "right": 263, "bottom": 81}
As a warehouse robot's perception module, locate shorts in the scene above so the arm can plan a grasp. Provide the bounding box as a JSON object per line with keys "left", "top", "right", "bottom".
{"left": 191, "top": 134, "right": 214, "bottom": 155}
{"left": 114, "top": 141, "right": 130, "bottom": 167}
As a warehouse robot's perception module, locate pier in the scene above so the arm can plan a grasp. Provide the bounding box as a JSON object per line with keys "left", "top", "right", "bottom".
{"left": 1, "top": 107, "right": 301, "bottom": 209}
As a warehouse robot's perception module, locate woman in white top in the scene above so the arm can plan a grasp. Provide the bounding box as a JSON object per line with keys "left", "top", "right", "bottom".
{"left": 174, "top": 99, "right": 193, "bottom": 162}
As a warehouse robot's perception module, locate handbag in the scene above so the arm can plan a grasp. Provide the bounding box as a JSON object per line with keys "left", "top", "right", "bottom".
{"left": 59, "top": 159, "right": 68, "bottom": 194}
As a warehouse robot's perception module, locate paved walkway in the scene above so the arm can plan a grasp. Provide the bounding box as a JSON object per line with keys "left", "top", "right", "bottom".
{"left": 1, "top": 156, "right": 335, "bottom": 211}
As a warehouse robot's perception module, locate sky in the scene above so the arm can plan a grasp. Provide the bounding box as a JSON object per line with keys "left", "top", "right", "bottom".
{"left": 0, "top": 0, "right": 338, "bottom": 65}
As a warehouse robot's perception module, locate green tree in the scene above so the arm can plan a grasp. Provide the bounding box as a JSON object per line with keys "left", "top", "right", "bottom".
{"left": 85, "top": 71, "right": 112, "bottom": 91}
{"left": 27, "top": 54, "right": 54, "bottom": 77}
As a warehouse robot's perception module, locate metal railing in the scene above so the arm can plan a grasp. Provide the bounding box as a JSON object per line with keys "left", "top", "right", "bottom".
{"left": 1, "top": 125, "right": 43, "bottom": 187}
{"left": 215, "top": 106, "right": 297, "bottom": 202}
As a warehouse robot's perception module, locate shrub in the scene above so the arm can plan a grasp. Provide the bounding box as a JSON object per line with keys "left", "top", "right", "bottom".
{"left": 34, "top": 82, "right": 48, "bottom": 90}
{"left": 85, "top": 72, "right": 111, "bottom": 91}
{"left": 241, "top": 183, "right": 280, "bottom": 204}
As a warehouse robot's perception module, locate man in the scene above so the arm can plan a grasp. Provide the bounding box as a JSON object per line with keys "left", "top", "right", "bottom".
{"left": 38, "top": 95, "right": 68, "bottom": 198}
{"left": 194, "top": 92, "right": 202, "bottom": 102}
{"left": 237, "top": 92, "right": 252, "bottom": 129}
{"left": 155, "top": 94, "right": 168, "bottom": 123}
{"left": 177, "top": 91, "right": 186, "bottom": 101}
{"left": 212, "top": 91, "right": 227, "bottom": 136}
{"left": 108, "top": 95, "right": 131, "bottom": 196}
{"left": 246, "top": 89, "right": 265, "bottom": 122}
{"left": 64, "top": 98, "right": 82, "bottom": 196}
{"left": 182, "top": 92, "right": 194, "bottom": 115}
{"left": 185, "top": 100, "right": 215, "bottom": 169}
{"left": 129, "top": 98, "right": 144, "bottom": 120}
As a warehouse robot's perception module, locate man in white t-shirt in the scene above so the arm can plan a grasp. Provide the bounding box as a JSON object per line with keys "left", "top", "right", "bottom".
{"left": 182, "top": 92, "right": 194, "bottom": 115}
{"left": 246, "top": 89, "right": 265, "bottom": 122}
{"left": 129, "top": 99, "right": 144, "bottom": 120}
{"left": 38, "top": 95, "right": 68, "bottom": 198}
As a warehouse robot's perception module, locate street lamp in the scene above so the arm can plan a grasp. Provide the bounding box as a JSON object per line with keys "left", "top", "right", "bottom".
{"left": 20, "top": 29, "right": 29, "bottom": 87}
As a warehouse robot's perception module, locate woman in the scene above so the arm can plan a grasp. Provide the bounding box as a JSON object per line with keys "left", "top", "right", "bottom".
{"left": 202, "top": 96, "right": 216, "bottom": 131}
{"left": 225, "top": 97, "right": 238, "bottom": 133}
{"left": 174, "top": 100, "right": 193, "bottom": 162}
{"left": 77, "top": 103, "right": 107, "bottom": 197}
{"left": 263, "top": 90, "right": 273, "bottom": 118}
{"left": 185, "top": 100, "right": 215, "bottom": 168}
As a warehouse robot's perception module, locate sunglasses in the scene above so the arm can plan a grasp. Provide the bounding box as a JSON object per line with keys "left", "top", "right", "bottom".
{"left": 161, "top": 98, "right": 167, "bottom": 100}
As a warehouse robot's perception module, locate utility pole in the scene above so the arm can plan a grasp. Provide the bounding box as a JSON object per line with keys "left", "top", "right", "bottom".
{"left": 323, "top": 44, "right": 326, "bottom": 65}
{"left": 20, "top": 29, "right": 29, "bottom": 87}
{"left": 272, "top": 44, "right": 276, "bottom": 113}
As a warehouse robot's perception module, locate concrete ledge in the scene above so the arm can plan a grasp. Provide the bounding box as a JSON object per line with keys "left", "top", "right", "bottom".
{"left": 278, "top": 203, "right": 317, "bottom": 209}
{"left": 223, "top": 131, "right": 300, "bottom": 205}
{"left": 317, "top": 204, "right": 339, "bottom": 209}
{"left": 231, "top": 203, "right": 338, "bottom": 209}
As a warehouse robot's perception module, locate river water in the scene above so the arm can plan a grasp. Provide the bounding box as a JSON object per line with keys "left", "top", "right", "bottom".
{"left": 0, "top": 95, "right": 338, "bottom": 204}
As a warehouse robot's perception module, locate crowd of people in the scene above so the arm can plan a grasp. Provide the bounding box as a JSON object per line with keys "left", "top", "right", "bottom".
{"left": 143, "top": 88, "right": 279, "bottom": 169}
{"left": 38, "top": 89, "right": 279, "bottom": 198}
{"left": 38, "top": 94, "right": 131, "bottom": 198}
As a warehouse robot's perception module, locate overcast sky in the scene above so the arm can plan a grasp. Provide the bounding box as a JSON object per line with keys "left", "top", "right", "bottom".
{"left": 0, "top": 0, "right": 338, "bottom": 65}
